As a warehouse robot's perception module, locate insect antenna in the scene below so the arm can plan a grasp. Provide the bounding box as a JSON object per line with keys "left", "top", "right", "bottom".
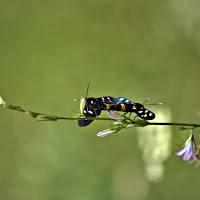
{"left": 74, "top": 82, "right": 90, "bottom": 102}
{"left": 143, "top": 98, "right": 162, "bottom": 106}
{"left": 142, "top": 98, "right": 150, "bottom": 105}
{"left": 145, "top": 103, "right": 162, "bottom": 106}
{"left": 86, "top": 82, "right": 90, "bottom": 99}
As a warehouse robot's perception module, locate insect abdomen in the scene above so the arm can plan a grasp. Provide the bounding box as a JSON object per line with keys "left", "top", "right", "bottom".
{"left": 106, "top": 103, "right": 155, "bottom": 120}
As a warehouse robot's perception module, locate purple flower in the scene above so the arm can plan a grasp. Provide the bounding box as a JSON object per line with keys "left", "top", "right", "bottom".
{"left": 107, "top": 112, "right": 124, "bottom": 120}
{"left": 97, "top": 129, "right": 116, "bottom": 137}
{"left": 176, "top": 129, "right": 199, "bottom": 161}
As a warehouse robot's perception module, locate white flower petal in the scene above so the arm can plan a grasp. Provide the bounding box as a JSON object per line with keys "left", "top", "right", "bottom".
{"left": 107, "top": 112, "right": 124, "bottom": 120}
{"left": 97, "top": 129, "right": 116, "bottom": 137}
{"left": 0, "top": 96, "right": 6, "bottom": 105}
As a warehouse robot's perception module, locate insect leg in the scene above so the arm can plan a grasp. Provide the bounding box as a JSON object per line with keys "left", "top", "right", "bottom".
{"left": 123, "top": 112, "right": 128, "bottom": 116}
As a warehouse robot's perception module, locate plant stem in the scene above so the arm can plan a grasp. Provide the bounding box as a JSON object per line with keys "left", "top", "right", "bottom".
{"left": 146, "top": 122, "right": 200, "bottom": 127}
{"left": 1, "top": 101, "right": 200, "bottom": 128}
{"left": 58, "top": 117, "right": 115, "bottom": 121}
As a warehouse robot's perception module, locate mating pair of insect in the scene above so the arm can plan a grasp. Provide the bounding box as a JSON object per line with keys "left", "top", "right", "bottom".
{"left": 76, "top": 83, "right": 162, "bottom": 127}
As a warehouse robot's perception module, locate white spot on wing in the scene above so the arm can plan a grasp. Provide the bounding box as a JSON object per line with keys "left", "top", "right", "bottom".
{"left": 107, "top": 97, "right": 112, "bottom": 102}
{"left": 145, "top": 110, "right": 149, "bottom": 113}
{"left": 119, "top": 98, "right": 124, "bottom": 101}
{"left": 138, "top": 111, "right": 143, "bottom": 113}
{"left": 88, "top": 111, "right": 93, "bottom": 114}
{"left": 83, "top": 110, "right": 86, "bottom": 113}
{"left": 125, "top": 99, "right": 129, "bottom": 103}
{"left": 149, "top": 113, "right": 153, "bottom": 116}
{"left": 102, "top": 97, "right": 105, "bottom": 102}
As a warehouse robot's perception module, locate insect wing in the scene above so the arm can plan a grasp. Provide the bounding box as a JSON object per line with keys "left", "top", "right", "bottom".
{"left": 134, "top": 103, "right": 155, "bottom": 120}
{"left": 116, "top": 97, "right": 134, "bottom": 104}
{"left": 85, "top": 97, "right": 105, "bottom": 110}
{"left": 136, "top": 110, "right": 155, "bottom": 120}
{"left": 95, "top": 96, "right": 118, "bottom": 105}
{"left": 78, "top": 119, "right": 94, "bottom": 127}
{"left": 78, "top": 102, "right": 101, "bottom": 127}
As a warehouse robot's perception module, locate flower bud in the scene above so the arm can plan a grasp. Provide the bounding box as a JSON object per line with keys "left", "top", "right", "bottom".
{"left": 37, "top": 115, "right": 58, "bottom": 121}
{"left": 26, "top": 111, "right": 38, "bottom": 118}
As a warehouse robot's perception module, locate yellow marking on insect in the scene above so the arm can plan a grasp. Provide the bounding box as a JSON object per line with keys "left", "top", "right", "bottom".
{"left": 91, "top": 101, "right": 93, "bottom": 104}
{"left": 106, "top": 105, "right": 110, "bottom": 110}
{"left": 121, "top": 104, "right": 126, "bottom": 111}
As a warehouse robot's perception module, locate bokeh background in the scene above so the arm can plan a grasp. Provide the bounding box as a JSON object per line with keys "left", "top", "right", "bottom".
{"left": 1, "top": 0, "right": 200, "bottom": 199}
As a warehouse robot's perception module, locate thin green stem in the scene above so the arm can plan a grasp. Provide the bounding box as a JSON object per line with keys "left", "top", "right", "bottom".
{"left": 1, "top": 100, "right": 200, "bottom": 128}
{"left": 58, "top": 117, "right": 115, "bottom": 121}
{"left": 146, "top": 122, "right": 200, "bottom": 127}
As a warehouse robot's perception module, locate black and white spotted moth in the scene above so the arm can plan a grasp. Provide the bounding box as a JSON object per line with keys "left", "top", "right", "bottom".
{"left": 78, "top": 96, "right": 155, "bottom": 127}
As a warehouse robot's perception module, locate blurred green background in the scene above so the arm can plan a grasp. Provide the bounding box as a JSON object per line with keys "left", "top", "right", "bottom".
{"left": 1, "top": 0, "right": 200, "bottom": 199}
